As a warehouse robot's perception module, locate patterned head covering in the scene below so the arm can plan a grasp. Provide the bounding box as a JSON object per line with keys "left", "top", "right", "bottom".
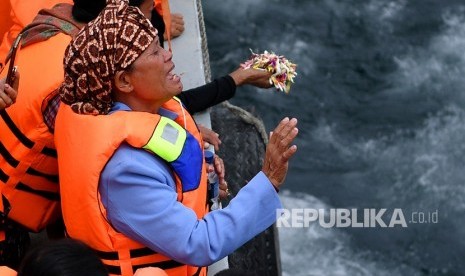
{"left": 60, "top": 0, "right": 158, "bottom": 115}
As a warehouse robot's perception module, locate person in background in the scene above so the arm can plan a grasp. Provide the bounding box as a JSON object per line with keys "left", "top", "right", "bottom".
{"left": 55, "top": 1, "right": 298, "bottom": 275}
{"left": 0, "top": 0, "right": 184, "bottom": 68}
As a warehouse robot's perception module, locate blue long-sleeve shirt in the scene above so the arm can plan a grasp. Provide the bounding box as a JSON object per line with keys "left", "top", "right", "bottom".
{"left": 99, "top": 102, "right": 282, "bottom": 267}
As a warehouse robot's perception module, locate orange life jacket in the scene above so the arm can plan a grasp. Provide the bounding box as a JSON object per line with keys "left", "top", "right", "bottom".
{"left": 0, "top": 32, "right": 72, "bottom": 232}
{"left": 55, "top": 99, "right": 208, "bottom": 276}
{"left": 0, "top": 0, "right": 72, "bottom": 67}
{"left": 0, "top": 0, "right": 13, "bottom": 48}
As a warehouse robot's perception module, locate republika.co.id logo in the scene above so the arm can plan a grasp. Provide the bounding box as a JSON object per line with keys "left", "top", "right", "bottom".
{"left": 276, "top": 208, "right": 439, "bottom": 228}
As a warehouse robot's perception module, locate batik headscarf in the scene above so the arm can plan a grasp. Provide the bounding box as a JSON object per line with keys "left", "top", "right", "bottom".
{"left": 60, "top": 0, "right": 158, "bottom": 115}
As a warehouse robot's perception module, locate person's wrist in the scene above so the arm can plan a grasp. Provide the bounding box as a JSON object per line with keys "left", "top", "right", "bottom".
{"left": 229, "top": 69, "right": 246, "bottom": 86}
{"left": 262, "top": 170, "right": 280, "bottom": 193}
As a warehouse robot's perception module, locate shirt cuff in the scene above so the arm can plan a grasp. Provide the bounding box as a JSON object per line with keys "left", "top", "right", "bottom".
{"left": 257, "top": 171, "right": 279, "bottom": 193}
{"left": 240, "top": 171, "right": 283, "bottom": 212}
{"left": 224, "top": 75, "right": 237, "bottom": 89}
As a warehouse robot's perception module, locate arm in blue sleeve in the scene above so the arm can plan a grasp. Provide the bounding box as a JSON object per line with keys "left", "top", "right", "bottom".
{"left": 100, "top": 144, "right": 281, "bottom": 267}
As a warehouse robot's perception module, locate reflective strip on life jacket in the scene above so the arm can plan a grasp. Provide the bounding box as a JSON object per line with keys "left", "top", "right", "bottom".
{"left": 143, "top": 117, "right": 203, "bottom": 192}
{"left": 144, "top": 117, "right": 186, "bottom": 162}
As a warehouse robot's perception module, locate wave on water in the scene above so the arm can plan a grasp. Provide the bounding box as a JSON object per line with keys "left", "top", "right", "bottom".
{"left": 279, "top": 104, "right": 465, "bottom": 275}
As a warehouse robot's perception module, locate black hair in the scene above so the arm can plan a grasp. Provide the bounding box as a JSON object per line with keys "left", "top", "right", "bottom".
{"left": 72, "top": 0, "right": 165, "bottom": 46}
{"left": 72, "top": 0, "right": 143, "bottom": 22}
{"left": 17, "top": 238, "right": 107, "bottom": 276}
{"left": 151, "top": 8, "right": 165, "bottom": 47}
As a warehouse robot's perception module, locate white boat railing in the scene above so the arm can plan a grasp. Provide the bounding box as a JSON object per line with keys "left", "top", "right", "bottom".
{"left": 170, "top": 0, "right": 212, "bottom": 130}
{"left": 169, "top": 1, "right": 228, "bottom": 275}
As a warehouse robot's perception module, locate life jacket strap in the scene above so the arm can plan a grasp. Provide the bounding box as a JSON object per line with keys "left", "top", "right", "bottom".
{"left": 103, "top": 259, "right": 185, "bottom": 275}
{"left": 0, "top": 110, "right": 57, "bottom": 157}
{"left": 94, "top": 247, "right": 185, "bottom": 275}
